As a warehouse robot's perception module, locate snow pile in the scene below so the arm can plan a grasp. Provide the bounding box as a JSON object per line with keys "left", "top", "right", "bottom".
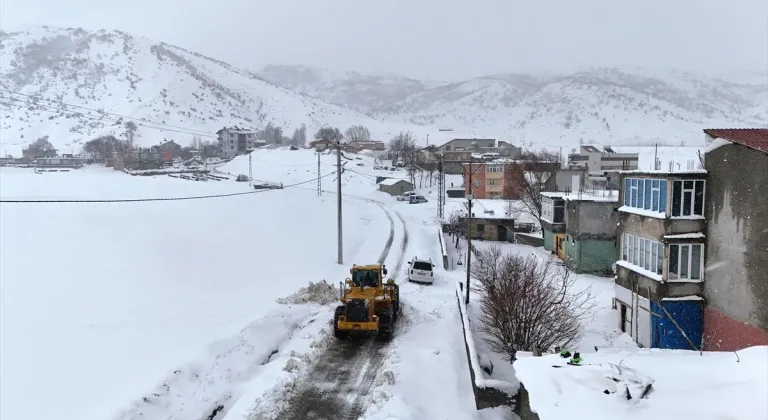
{"left": 515, "top": 346, "right": 768, "bottom": 420}
{"left": 276, "top": 280, "right": 339, "bottom": 306}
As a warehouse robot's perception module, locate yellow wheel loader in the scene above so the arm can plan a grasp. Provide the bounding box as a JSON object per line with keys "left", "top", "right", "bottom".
{"left": 333, "top": 264, "right": 400, "bottom": 340}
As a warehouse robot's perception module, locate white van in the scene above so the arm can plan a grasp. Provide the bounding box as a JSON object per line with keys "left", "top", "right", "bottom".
{"left": 397, "top": 191, "right": 416, "bottom": 201}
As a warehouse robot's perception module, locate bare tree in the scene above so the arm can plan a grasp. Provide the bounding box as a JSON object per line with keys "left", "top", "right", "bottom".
{"left": 387, "top": 131, "right": 416, "bottom": 164}
{"left": 507, "top": 149, "right": 560, "bottom": 224}
{"left": 446, "top": 209, "right": 468, "bottom": 249}
{"left": 314, "top": 127, "right": 344, "bottom": 143}
{"left": 22, "top": 136, "right": 57, "bottom": 159}
{"left": 344, "top": 125, "right": 371, "bottom": 143}
{"left": 124, "top": 121, "right": 138, "bottom": 149}
{"left": 291, "top": 123, "right": 307, "bottom": 146}
{"left": 470, "top": 245, "right": 595, "bottom": 361}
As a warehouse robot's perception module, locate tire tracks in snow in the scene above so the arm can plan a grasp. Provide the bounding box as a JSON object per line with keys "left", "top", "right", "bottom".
{"left": 271, "top": 199, "right": 409, "bottom": 420}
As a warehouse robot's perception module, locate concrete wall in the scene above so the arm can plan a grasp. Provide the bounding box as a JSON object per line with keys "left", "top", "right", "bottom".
{"left": 567, "top": 200, "right": 618, "bottom": 238}
{"left": 703, "top": 143, "right": 768, "bottom": 349}
{"left": 542, "top": 229, "right": 554, "bottom": 251}
{"left": 515, "top": 233, "right": 545, "bottom": 248}
{"left": 566, "top": 239, "right": 616, "bottom": 275}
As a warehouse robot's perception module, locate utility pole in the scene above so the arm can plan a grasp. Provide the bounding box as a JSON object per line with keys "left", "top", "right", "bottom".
{"left": 336, "top": 141, "right": 343, "bottom": 265}
{"left": 248, "top": 152, "right": 253, "bottom": 187}
{"left": 465, "top": 155, "right": 474, "bottom": 305}
{"left": 316, "top": 147, "right": 322, "bottom": 197}
{"left": 437, "top": 154, "right": 445, "bottom": 220}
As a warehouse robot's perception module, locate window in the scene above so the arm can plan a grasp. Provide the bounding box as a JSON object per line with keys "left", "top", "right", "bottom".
{"left": 542, "top": 196, "right": 565, "bottom": 223}
{"left": 473, "top": 180, "right": 480, "bottom": 187}
{"left": 542, "top": 197, "right": 554, "bottom": 222}
{"left": 477, "top": 224, "right": 485, "bottom": 233}
{"left": 412, "top": 261, "right": 432, "bottom": 271}
{"left": 488, "top": 180, "right": 497, "bottom": 187}
{"left": 623, "top": 177, "right": 666, "bottom": 213}
{"left": 671, "top": 180, "right": 705, "bottom": 217}
{"left": 668, "top": 243, "right": 703, "bottom": 281}
{"left": 622, "top": 233, "right": 663, "bottom": 275}
{"left": 486, "top": 164, "right": 503, "bottom": 173}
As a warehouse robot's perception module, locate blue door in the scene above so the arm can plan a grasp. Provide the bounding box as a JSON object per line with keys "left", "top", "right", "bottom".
{"left": 651, "top": 300, "right": 703, "bottom": 349}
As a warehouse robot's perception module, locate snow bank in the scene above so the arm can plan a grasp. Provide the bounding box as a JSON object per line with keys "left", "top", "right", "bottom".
{"left": 437, "top": 227, "right": 449, "bottom": 269}
{"left": 515, "top": 346, "right": 768, "bottom": 420}
{"left": 454, "top": 282, "right": 520, "bottom": 395}
{"left": 112, "top": 306, "right": 325, "bottom": 420}
{"left": 276, "top": 280, "right": 339, "bottom": 306}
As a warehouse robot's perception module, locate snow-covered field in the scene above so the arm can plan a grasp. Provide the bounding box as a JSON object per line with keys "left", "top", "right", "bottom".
{"left": 0, "top": 156, "right": 392, "bottom": 420}
{"left": 0, "top": 149, "right": 506, "bottom": 420}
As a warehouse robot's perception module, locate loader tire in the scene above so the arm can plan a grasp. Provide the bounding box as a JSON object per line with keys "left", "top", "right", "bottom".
{"left": 376, "top": 307, "right": 394, "bottom": 341}
{"left": 392, "top": 284, "right": 400, "bottom": 321}
{"left": 333, "top": 305, "right": 348, "bottom": 340}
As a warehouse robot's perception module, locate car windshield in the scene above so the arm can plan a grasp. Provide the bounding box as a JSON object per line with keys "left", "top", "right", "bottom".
{"left": 413, "top": 261, "right": 432, "bottom": 271}
{"left": 351, "top": 269, "right": 379, "bottom": 288}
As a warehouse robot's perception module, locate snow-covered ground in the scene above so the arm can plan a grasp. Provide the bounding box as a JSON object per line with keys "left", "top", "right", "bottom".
{"left": 0, "top": 157, "right": 391, "bottom": 420}
{"left": 5, "top": 147, "right": 760, "bottom": 420}
{"left": 515, "top": 346, "right": 768, "bottom": 420}
{"left": 451, "top": 238, "right": 768, "bottom": 420}
{"left": 0, "top": 149, "right": 503, "bottom": 420}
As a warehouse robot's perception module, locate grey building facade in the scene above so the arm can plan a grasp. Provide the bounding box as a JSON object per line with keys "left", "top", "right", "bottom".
{"left": 701, "top": 128, "right": 768, "bottom": 351}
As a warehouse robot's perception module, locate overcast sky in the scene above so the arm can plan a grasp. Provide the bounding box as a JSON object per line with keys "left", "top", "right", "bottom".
{"left": 1, "top": 0, "right": 766, "bottom": 80}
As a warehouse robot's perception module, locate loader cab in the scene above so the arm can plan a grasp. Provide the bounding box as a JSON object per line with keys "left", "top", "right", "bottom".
{"left": 349, "top": 265, "right": 388, "bottom": 289}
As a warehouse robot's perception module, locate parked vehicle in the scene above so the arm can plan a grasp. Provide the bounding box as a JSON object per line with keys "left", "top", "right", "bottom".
{"left": 409, "top": 195, "right": 428, "bottom": 204}
{"left": 397, "top": 191, "right": 416, "bottom": 201}
{"left": 407, "top": 257, "right": 435, "bottom": 284}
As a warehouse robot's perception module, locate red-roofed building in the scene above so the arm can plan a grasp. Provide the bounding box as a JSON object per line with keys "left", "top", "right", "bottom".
{"left": 702, "top": 128, "right": 768, "bottom": 351}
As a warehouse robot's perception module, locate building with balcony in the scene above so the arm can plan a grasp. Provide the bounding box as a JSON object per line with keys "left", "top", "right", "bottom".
{"left": 615, "top": 170, "right": 707, "bottom": 349}
{"left": 217, "top": 127, "right": 263, "bottom": 158}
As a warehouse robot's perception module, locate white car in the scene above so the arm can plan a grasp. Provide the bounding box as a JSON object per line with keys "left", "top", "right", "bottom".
{"left": 397, "top": 191, "right": 416, "bottom": 201}
{"left": 407, "top": 257, "right": 436, "bottom": 284}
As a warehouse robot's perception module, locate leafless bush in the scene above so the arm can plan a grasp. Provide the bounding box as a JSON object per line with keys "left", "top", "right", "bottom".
{"left": 471, "top": 245, "right": 595, "bottom": 361}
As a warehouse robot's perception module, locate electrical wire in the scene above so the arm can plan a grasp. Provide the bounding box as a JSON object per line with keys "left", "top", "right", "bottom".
{"left": 0, "top": 172, "right": 336, "bottom": 203}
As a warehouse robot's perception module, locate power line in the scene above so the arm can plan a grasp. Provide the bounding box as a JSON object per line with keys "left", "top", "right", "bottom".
{"left": 0, "top": 89, "right": 216, "bottom": 137}
{"left": 0, "top": 172, "right": 336, "bottom": 203}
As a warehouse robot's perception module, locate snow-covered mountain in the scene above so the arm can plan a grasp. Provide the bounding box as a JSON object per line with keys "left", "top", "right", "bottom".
{"left": 259, "top": 64, "right": 440, "bottom": 114}
{"left": 259, "top": 65, "right": 768, "bottom": 146}
{"left": 0, "top": 26, "right": 451, "bottom": 156}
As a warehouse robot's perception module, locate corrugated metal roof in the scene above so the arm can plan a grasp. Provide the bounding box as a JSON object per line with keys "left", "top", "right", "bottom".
{"left": 704, "top": 128, "right": 768, "bottom": 154}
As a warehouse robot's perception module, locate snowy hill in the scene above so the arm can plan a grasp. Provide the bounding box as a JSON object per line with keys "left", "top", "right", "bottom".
{"left": 0, "top": 26, "right": 450, "bottom": 156}
{"left": 260, "top": 65, "right": 768, "bottom": 146}
{"left": 259, "top": 64, "right": 438, "bottom": 114}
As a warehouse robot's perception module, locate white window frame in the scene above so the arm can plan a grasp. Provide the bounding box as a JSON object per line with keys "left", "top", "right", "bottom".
{"left": 622, "top": 233, "right": 663, "bottom": 275}
{"left": 651, "top": 180, "right": 660, "bottom": 212}
{"left": 668, "top": 243, "right": 704, "bottom": 281}
{"left": 488, "top": 179, "right": 497, "bottom": 187}
{"left": 542, "top": 197, "right": 554, "bottom": 223}
{"left": 630, "top": 179, "right": 639, "bottom": 207}
{"left": 671, "top": 180, "right": 705, "bottom": 217}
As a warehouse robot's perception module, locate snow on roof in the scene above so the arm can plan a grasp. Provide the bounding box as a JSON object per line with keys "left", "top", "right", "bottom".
{"left": 661, "top": 295, "right": 704, "bottom": 301}
{"left": 444, "top": 198, "right": 539, "bottom": 225}
{"left": 663, "top": 232, "right": 705, "bottom": 240}
{"left": 617, "top": 169, "right": 707, "bottom": 175}
{"left": 562, "top": 192, "right": 619, "bottom": 203}
{"left": 515, "top": 346, "right": 768, "bottom": 420}
{"left": 378, "top": 178, "right": 409, "bottom": 186}
{"left": 704, "top": 128, "right": 768, "bottom": 154}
